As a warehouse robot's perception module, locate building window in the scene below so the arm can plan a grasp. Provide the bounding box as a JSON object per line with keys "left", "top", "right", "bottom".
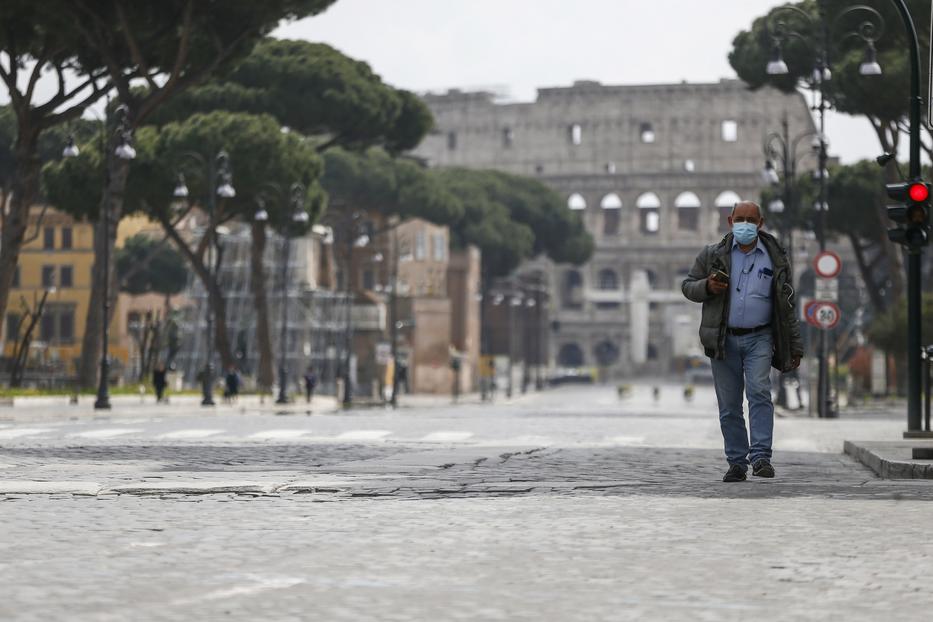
{"left": 605, "top": 161, "right": 617, "bottom": 174}
{"left": 675, "top": 192, "right": 701, "bottom": 231}
{"left": 447, "top": 131, "right": 457, "bottom": 150}
{"left": 432, "top": 234, "right": 445, "bottom": 261}
{"left": 41, "top": 265, "right": 55, "bottom": 288}
{"left": 640, "top": 122, "right": 656, "bottom": 143}
{"left": 43, "top": 227, "right": 55, "bottom": 250}
{"left": 643, "top": 269, "right": 659, "bottom": 289}
{"left": 722, "top": 120, "right": 738, "bottom": 142}
{"left": 59, "top": 309, "right": 75, "bottom": 344}
{"left": 562, "top": 270, "right": 584, "bottom": 310}
{"left": 684, "top": 159, "right": 696, "bottom": 172}
{"left": 61, "top": 227, "right": 73, "bottom": 249}
{"left": 600, "top": 193, "right": 622, "bottom": 236}
{"left": 40, "top": 313, "right": 55, "bottom": 342}
{"left": 362, "top": 268, "right": 375, "bottom": 291}
{"left": 567, "top": 193, "right": 587, "bottom": 211}
{"left": 502, "top": 127, "right": 513, "bottom": 148}
{"left": 596, "top": 268, "right": 620, "bottom": 309}
{"left": 415, "top": 231, "right": 426, "bottom": 260}
{"left": 6, "top": 313, "right": 20, "bottom": 343}
{"left": 59, "top": 265, "right": 73, "bottom": 288}
{"left": 569, "top": 123, "right": 582, "bottom": 146}
{"left": 12, "top": 266, "right": 19, "bottom": 288}
{"left": 636, "top": 192, "right": 661, "bottom": 234}
{"left": 715, "top": 191, "right": 742, "bottom": 232}
{"left": 597, "top": 269, "right": 619, "bottom": 290}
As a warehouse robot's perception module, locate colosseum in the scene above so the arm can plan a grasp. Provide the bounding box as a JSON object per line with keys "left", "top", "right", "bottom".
{"left": 415, "top": 79, "right": 815, "bottom": 377}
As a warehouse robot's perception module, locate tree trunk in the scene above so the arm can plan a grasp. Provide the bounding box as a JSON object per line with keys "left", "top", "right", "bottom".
{"left": 847, "top": 233, "right": 886, "bottom": 312}
{"left": 249, "top": 221, "right": 274, "bottom": 392}
{"left": 0, "top": 124, "right": 41, "bottom": 342}
{"left": 157, "top": 213, "right": 236, "bottom": 369}
{"left": 77, "top": 158, "right": 131, "bottom": 389}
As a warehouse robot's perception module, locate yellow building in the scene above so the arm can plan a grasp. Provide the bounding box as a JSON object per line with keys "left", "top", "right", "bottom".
{"left": 2, "top": 206, "right": 166, "bottom": 378}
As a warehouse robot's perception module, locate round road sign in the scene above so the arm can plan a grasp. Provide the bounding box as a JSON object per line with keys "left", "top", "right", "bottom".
{"left": 811, "top": 302, "right": 841, "bottom": 330}
{"left": 814, "top": 251, "right": 842, "bottom": 279}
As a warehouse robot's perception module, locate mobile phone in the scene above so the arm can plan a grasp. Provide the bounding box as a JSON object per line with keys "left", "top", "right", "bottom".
{"left": 711, "top": 269, "right": 729, "bottom": 282}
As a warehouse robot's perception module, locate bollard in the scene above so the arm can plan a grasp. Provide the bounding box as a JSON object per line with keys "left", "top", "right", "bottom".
{"left": 925, "top": 346, "right": 933, "bottom": 432}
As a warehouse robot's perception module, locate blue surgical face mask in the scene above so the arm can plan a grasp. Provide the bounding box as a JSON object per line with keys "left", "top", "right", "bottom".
{"left": 732, "top": 222, "right": 759, "bottom": 245}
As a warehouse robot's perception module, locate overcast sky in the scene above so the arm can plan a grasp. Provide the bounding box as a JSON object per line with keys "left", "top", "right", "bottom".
{"left": 274, "top": 0, "right": 887, "bottom": 164}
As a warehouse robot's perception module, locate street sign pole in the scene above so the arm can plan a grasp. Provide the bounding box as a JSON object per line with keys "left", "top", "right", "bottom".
{"left": 812, "top": 251, "right": 841, "bottom": 418}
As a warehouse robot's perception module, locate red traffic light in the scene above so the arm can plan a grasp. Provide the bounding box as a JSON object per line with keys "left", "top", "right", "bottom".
{"left": 909, "top": 182, "right": 929, "bottom": 202}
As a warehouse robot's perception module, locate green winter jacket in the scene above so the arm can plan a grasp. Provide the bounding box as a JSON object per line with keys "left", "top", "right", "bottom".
{"left": 681, "top": 230, "right": 804, "bottom": 372}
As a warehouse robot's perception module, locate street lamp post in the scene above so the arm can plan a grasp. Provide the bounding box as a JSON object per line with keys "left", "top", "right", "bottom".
{"left": 64, "top": 102, "right": 136, "bottom": 410}
{"left": 763, "top": 112, "right": 818, "bottom": 409}
{"left": 173, "top": 150, "right": 235, "bottom": 406}
{"left": 389, "top": 228, "right": 401, "bottom": 408}
{"left": 256, "top": 183, "right": 309, "bottom": 405}
{"left": 506, "top": 290, "right": 522, "bottom": 399}
{"left": 522, "top": 296, "right": 535, "bottom": 393}
{"left": 765, "top": 0, "right": 885, "bottom": 419}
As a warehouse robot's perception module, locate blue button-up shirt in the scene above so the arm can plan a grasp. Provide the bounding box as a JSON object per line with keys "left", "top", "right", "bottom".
{"left": 728, "top": 237, "right": 774, "bottom": 329}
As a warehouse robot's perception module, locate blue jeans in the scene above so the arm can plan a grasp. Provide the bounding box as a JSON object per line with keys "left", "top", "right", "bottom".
{"left": 710, "top": 330, "right": 774, "bottom": 469}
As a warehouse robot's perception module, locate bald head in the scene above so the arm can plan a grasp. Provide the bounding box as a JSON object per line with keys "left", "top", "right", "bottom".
{"left": 730, "top": 201, "right": 763, "bottom": 220}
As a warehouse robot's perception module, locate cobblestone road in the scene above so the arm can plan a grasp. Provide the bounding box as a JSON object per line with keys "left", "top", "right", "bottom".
{"left": 2, "top": 385, "right": 932, "bottom": 621}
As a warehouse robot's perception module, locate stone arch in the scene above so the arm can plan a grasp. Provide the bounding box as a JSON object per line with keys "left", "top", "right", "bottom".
{"left": 568, "top": 193, "right": 587, "bottom": 211}
{"left": 594, "top": 340, "right": 620, "bottom": 367}
{"left": 675, "top": 191, "right": 701, "bottom": 231}
{"left": 715, "top": 190, "right": 742, "bottom": 232}
{"left": 557, "top": 343, "right": 585, "bottom": 367}
{"left": 600, "top": 193, "right": 623, "bottom": 209}
{"left": 601, "top": 193, "right": 623, "bottom": 235}
{"left": 636, "top": 192, "right": 661, "bottom": 234}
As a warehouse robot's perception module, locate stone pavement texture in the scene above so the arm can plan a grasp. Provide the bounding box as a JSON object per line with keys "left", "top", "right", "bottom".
{"left": 2, "top": 384, "right": 932, "bottom": 621}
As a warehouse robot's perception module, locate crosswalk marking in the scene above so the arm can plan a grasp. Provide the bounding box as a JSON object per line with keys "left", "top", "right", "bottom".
{"left": 607, "top": 435, "right": 646, "bottom": 445}
{"left": 157, "top": 429, "right": 225, "bottom": 440}
{"left": 335, "top": 430, "right": 392, "bottom": 441}
{"left": 420, "top": 431, "right": 474, "bottom": 442}
{"left": 247, "top": 429, "right": 310, "bottom": 440}
{"left": 70, "top": 428, "right": 144, "bottom": 439}
{"left": 0, "top": 428, "right": 53, "bottom": 439}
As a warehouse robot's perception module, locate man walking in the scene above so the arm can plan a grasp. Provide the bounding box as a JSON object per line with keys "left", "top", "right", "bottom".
{"left": 682, "top": 201, "right": 803, "bottom": 482}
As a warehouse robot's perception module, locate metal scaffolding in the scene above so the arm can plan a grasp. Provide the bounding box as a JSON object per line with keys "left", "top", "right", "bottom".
{"left": 173, "top": 224, "right": 349, "bottom": 395}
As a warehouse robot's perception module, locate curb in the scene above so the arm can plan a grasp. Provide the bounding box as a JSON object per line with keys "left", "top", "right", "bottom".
{"left": 844, "top": 440, "right": 933, "bottom": 479}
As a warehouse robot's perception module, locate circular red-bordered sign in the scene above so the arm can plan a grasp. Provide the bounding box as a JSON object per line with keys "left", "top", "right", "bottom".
{"left": 814, "top": 251, "right": 842, "bottom": 279}
{"left": 811, "top": 302, "right": 841, "bottom": 330}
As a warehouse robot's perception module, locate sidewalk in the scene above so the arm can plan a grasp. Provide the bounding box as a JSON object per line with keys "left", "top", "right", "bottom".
{"left": 844, "top": 439, "right": 933, "bottom": 479}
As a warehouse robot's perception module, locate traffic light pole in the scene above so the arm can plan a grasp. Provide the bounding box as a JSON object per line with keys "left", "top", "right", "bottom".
{"left": 889, "top": 0, "right": 924, "bottom": 433}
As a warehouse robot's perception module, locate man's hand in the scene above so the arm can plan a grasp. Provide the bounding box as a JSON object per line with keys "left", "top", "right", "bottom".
{"left": 706, "top": 274, "right": 728, "bottom": 296}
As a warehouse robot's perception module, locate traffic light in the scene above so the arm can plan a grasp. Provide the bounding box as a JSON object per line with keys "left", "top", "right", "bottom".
{"left": 887, "top": 180, "right": 932, "bottom": 248}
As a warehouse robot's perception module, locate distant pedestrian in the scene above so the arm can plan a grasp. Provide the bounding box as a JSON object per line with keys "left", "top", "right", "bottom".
{"left": 397, "top": 362, "right": 409, "bottom": 394}
{"left": 224, "top": 366, "right": 240, "bottom": 404}
{"left": 303, "top": 367, "right": 317, "bottom": 403}
{"left": 152, "top": 363, "right": 167, "bottom": 403}
{"left": 682, "top": 201, "right": 802, "bottom": 483}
